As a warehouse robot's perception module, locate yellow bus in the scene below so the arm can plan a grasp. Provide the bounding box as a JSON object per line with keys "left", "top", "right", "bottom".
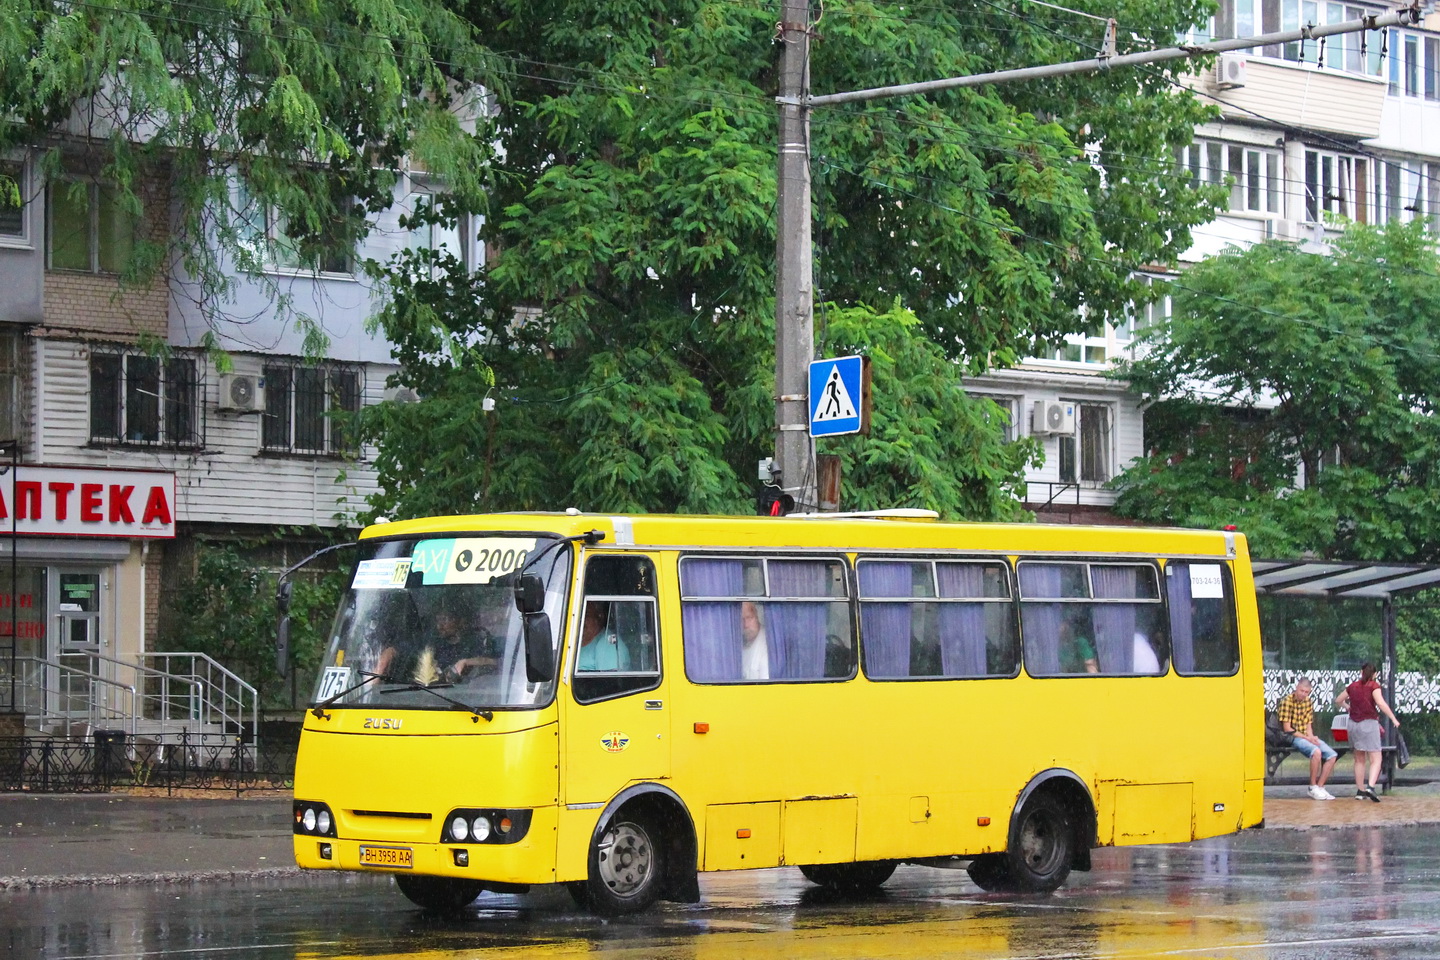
{"left": 283, "top": 511, "right": 1263, "bottom": 914}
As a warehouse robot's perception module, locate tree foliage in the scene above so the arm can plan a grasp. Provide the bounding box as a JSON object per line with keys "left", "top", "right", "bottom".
{"left": 1112, "top": 220, "right": 1440, "bottom": 560}
{"left": 364, "top": 0, "right": 1221, "bottom": 520}
{"left": 163, "top": 543, "right": 346, "bottom": 708}
{"left": 1, "top": 0, "right": 493, "bottom": 344}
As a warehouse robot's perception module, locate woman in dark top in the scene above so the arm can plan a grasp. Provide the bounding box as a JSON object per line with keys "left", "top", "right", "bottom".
{"left": 1335, "top": 662, "right": 1401, "bottom": 802}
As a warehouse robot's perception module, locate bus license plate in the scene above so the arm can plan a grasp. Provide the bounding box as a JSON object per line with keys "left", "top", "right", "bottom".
{"left": 359, "top": 845, "right": 413, "bottom": 868}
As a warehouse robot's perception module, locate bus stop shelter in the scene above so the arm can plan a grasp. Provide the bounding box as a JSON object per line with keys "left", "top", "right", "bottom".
{"left": 1251, "top": 559, "right": 1440, "bottom": 783}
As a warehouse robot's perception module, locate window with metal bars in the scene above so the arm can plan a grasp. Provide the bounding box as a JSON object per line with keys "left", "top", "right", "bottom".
{"left": 261, "top": 362, "right": 362, "bottom": 456}
{"left": 0, "top": 326, "right": 23, "bottom": 444}
{"left": 89, "top": 347, "right": 202, "bottom": 447}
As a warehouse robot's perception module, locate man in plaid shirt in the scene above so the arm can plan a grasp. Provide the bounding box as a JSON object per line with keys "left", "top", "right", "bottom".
{"left": 1277, "top": 677, "right": 1338, "bottom": 800}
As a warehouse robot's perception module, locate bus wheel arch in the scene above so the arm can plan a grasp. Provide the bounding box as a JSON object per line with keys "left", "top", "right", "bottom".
{"left": 581, "top": 783, "right": 699, "bottom": 913}
{"left": 996, "top": 769, "right": 1096, "bottom": 893}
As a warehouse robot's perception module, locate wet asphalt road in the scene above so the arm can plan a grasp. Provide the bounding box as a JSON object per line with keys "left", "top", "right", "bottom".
{"left": 4, "top": 823, "right": 1440, "bottom": 960}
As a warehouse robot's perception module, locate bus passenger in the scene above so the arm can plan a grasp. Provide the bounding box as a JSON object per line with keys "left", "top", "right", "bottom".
{"left": 740, "top": 601, "right": 769, "bottom": 680}
{"left": 577, "top": 601, "right": 631, "bottom": 672}
{"left": 1058, "top": 617, "right": 1098, "bottom": 674}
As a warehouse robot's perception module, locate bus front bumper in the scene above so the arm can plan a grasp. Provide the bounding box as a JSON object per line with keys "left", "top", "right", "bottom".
{"left": 293, "top": 804, "right": 560, "bottom": 886}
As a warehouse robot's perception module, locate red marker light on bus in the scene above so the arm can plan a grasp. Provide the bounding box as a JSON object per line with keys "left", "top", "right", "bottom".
{"left": 694, "top": 722, "right": 710, "bottom": 734}
{"left": 1223, "top": 524, "right": 1238, "bottom": 531}
{"left": 736, "top": 829, "right": 752, "bottom": 839}
{"left": 977, "top": 817, "right": 991, "bottom": 826}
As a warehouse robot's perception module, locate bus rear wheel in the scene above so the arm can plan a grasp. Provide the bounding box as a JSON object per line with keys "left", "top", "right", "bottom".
{"left": 798, "top": 860, "right": 897, "bottom": 894}
{"left": 585, "top": 814, "right": 665, "bottom": 915}
{"left": 394, "top": 874, "right": 485, "bottom": 913}
{"left": 1005, "top": 793, "right": 1074, "bottom": 893}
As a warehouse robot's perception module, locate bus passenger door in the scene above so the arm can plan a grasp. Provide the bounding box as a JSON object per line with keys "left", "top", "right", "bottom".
{"left": 563, "top": 555, "right": 670, "bottom": 805}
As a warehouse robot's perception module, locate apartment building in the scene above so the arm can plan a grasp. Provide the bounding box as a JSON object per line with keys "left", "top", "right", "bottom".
{"left": 970, "top": 1, "right": 1440, "bottom": 521}
{"left": 0, "top": 146, "right": 473, "bottom": 733}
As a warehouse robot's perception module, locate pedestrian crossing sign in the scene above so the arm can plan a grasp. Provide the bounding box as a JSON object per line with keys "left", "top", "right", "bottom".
{"left": 809, "top": 355, "right": 867, "bottom": 437}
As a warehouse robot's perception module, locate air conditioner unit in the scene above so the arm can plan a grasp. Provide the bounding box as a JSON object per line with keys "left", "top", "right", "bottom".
{"left": 1216, "top": 53, "right": 1247, "bottom": 90}
{"left": 1032, "top": 399, "right": 1076, "bottom": 436}
{"left": 218, "top": 373, "right": 265, "bottom": 413}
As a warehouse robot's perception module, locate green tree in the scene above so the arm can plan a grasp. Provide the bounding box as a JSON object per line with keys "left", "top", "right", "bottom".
{"left": 1112, "top": 219, "right": 1440, "bottom": 560}
{"left": 163, "top": 544, "right": 345, "bottom": 707}
{"left": 364, "top": 0, "right": 1221, "bottom": 519}
{"left": 1, "top": 0, "right": 492, "bottom": 346}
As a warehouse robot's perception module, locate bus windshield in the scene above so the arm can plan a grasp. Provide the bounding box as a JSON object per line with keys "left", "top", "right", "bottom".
{"left": 311, "top": 534, "right": 571, "bottom": 711}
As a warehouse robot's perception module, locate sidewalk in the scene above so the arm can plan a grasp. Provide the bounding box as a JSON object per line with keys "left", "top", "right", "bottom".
{"left": 2, "top": 783, "right": 1439, "bottom": 889}
{"left": 0, "top": 792, "right": 296, "bottom": 889}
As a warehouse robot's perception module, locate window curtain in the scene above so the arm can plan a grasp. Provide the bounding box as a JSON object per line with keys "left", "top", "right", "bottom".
{"left": 859, "top": 562, "right": 913, "bottom": 678}
{"left": 1091, "top": 566, "right": 1138, "bottom": 674}
{"left": 1019, "top": 564, "right": 1063, "bottom": 675}
{"left": 681, "top": 559, "right": 744, "bottom": 681}
{"left": 1167, "top": 564, "right": 1195, "bottom": 673}
{"left": 937, "top": 564, "right": 988, "bottom": 677}
{"left": 767, "top": 560, "right": 831, "bottom": 679}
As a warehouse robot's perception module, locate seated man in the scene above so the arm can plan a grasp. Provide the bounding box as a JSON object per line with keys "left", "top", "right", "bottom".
{"left": 577, "top": 600, "right": 632, "bottom": 672}
{"left": 1276, "top": 676, "right": 1338, "bottom": 800}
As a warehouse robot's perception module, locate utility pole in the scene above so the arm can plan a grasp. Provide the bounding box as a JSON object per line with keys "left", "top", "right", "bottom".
{"left": 774, "top": 0, "right": 815, "bottom": 512}
{"left": 772, "top": 3, "right": 1420, "bottom": 512}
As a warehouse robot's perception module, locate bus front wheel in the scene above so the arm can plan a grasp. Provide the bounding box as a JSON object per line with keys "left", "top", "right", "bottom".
{"left": 585, "top": 814, "right": 665, "bottom": 915}
{"left": 394, "top": 874, "right": 485, "bottom": 913}
{"left": 798, "top": 860, "right": 897, "bottom": 894}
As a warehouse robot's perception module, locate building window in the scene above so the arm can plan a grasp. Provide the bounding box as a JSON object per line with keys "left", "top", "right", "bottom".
{"left": 977, "top": 395, "right": 1020, "bottom": 442}
{"left": 404, "top": 183, "right": 482, "bottom": 278}
{"left": 1, "top": 159, "right": 31, "bottom": 248}
{"left": 236, "top": 184, "right": 353, "bottom": 276}
{"left": 89, "top": 348, "right": 202, "bottom": 447}
{"left": 1180, "top": 140, "right": 1281, "bottom": 215}
{"left": 1303, "top": 148, "right": 1362, "bottom": 222}
{"left": 1201, "top": 1, "right": 1382, "bottom": 78}
{"left": 262, "top": 362, "right": 362, "bottom": 455}
{"left": 0, "top": 327, "right": 23, "bottom": 444}
{"left": 1058, "top": 403, "right": 1113, "bottom": 484}
{"left": 47, "top": 180, "right": 140, "bottom": 274}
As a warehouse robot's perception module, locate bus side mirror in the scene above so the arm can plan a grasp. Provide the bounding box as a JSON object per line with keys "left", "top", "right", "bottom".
{"left": 515, "top": 574, "right": 546, "bottom": 614}
{"left": 276, "top": 580, "right": 294, "bottom": 615}
{"left": 523, "top": 612, "right": 555, "bottom": 683}
{"left": 276, "top": 616, "right": 292, "bottom": 678}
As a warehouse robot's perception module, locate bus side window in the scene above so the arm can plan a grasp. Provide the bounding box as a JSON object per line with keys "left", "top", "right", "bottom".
{"left": 680, "top": 555, "right": 852, "bottom": 683}
{"left": 1166, "top": 561, "right": 1239, "bottom": 676}
{"left": 573, "top": 556, "right": 661, "bottom": 704}
{"left": 1018, "top": 561, "right": 1168, "bottom": 677}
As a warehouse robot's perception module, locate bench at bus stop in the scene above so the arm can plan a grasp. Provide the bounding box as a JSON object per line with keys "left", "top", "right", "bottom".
{"left": 1264, "top": 716, "right": 1395, "bottom": 787}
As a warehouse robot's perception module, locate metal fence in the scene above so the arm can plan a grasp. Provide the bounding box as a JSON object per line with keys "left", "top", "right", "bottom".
{"left": 0, "top": 733, "right": 296, "bottom": 795}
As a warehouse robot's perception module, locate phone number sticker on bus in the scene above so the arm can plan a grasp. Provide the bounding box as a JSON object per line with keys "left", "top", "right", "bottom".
{"left": 412, "top": 538, "right": 539, "bottom": 586}
{"left": 359, "top": 846, "right": 413, "bottom": 868}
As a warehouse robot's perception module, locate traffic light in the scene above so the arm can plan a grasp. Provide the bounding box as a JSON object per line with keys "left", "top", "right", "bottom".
{"left": 757, "top": 486, "right": 794, "bottom": 517}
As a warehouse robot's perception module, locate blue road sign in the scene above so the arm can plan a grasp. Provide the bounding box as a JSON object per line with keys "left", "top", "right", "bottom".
{"left": 809, "top": 356, "right": 863, "bottom": 437}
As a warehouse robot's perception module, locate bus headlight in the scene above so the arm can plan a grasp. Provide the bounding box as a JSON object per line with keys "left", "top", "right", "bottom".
{"left": 439, "top": 808, "right": 533, "bottom": 844}
{"left": 292, "top": 801, "right": 338, "bottom": 837}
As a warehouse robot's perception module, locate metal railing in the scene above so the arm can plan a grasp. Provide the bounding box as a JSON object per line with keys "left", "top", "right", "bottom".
{"left": 0, "top": 731, "right": 295, "bottom": 794}
{"left": 137, "top": 652, "right": 259, "bottom": 744}
{"left": 0, "top": 651, "right": 257, "bottom": 748}
{"left": 0, "top": 657, "right": 139, "bottom": 739}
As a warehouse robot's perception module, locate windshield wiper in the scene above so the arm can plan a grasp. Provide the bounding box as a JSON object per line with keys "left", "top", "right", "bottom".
{"left": 311, "top": 670, "right": 408, "bottom": 718}
{"left": 379, "top": 680, "right": 495, "bottom": 723}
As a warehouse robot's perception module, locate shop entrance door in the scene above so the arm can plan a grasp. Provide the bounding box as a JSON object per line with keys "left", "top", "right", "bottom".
{"left": 51, "top": 571, "right": 103, "bottom": 717}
